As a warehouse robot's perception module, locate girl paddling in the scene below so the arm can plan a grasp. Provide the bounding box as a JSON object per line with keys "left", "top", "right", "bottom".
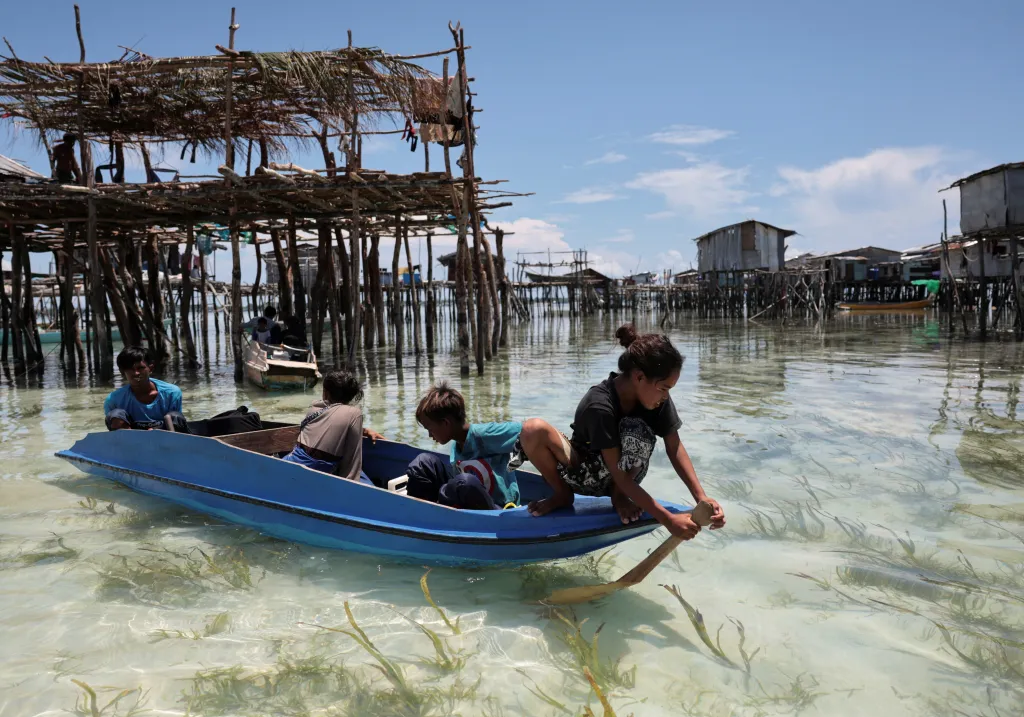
{"left": 516, "top": 324, "right": 725, "bottom": 541}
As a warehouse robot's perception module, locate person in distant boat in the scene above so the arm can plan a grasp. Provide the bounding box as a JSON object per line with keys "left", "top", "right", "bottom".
{"left": 52, "top": 133, "right": 82, "bottom": 184}
{"left": 280, "top": 312, "right": 306, "bottom": 347}
{"left": 514, "top": 324, "right": 725, "bottom": 540}
{"left": 281, "top": 369, "right": 384, "bottom": 480}
{"left": 104, "top": 346, "right": 188, "bottom": 432}
{"left": 251, "top": 317, "right": 273, "bottom": 344}
{"left": 260, "top": 305, "right": 284, "bottom": 344}
{"left": 411, "top": 382, "right": 550, "bottom": 510}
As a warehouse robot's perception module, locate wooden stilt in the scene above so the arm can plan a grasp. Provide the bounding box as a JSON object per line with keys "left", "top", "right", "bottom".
{"left": 370, "top": 234, "right": 386, "bottom": 350}
{"left": 425, "top": 231, "right": 435, "bottom": 352}
{"left": 180, "top": 225, "right": 199, "bottom": 366}
{"left": 288, "top": 216, "right": 306, "bottom": 339}
{"left": 392, "top": 217, "right": 405, "bottom": 366}
{"left": 403, "top": 223, "right": 422, "bottom": 355}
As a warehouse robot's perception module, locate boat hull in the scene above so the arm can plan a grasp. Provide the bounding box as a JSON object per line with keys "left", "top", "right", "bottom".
{"left": 838, "top": 296, "right": 935, "bottom": 311}
{"left": 243, "top": 338, "right": 321, "bottom": 391}
{"left": 56, "top": 430, "right": 680, "bottom": 566}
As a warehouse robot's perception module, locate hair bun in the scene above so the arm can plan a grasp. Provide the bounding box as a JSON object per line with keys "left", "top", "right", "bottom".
{"left": 615, "top": 323, "right": 639, "bottom": 348}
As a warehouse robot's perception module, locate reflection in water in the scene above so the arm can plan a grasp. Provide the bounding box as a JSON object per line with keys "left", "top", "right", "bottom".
{"left": 1, "top": 315, "right": 1022, "bottom": 715}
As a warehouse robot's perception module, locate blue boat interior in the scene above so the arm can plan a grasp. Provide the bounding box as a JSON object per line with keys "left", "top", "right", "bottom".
{"left": 187, "top": 415, "right": 557, "bottom": 502}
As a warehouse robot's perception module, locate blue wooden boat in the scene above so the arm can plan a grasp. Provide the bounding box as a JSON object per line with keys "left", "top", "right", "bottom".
{"left": 56, "top": 425, "right": 689, "bottom": 567}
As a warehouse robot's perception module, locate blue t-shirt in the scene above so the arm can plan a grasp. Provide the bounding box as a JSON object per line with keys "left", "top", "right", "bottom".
{"left": 103, "top": 378, "right": 183, "bottom": 423}
{"left": 451, "top": 421, "right": 523, "bottom": 506}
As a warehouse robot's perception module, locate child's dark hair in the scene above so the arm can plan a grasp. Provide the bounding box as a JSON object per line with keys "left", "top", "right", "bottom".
{"left": 116, "top": 345, "right": 154, "bottom": 372}
{"left": 322, "top": 370, "right": 363, "bottom": 405}
{"left": 257, "top": 316, "right": 269, "bottom": 327}
{"left": 264, "top": 305, "right": 277, "bottom": 320}
{"left": 415, "top": 381, "right": 467, "bottom": 424}
{"left": 615, "top": 324, "right": 683, "bottom": 381}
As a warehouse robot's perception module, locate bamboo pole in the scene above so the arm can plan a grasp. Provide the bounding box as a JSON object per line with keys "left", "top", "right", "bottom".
{"left": 223, "top": 7, "right": 243, "bottom": 382}
{"left": 321, "top": 221, "right": 343, "bottom": 366}
{"left": 450, "top": 26, "right": 486, "bottom": 373}
{"left": 180, "top": 225, "right": 198, "bottom": 366}
{"left": 269, "top": 228, "right": 292, "bottom": 318}
{"left": 403, "top": 223, "right": 422, "bottom": 355}
{"left": 161, "top": 246, "right": 179, "bottom": 354}
{"left": 143, "top": 235, "right": 166, "bottom": 359}
{"left": 10, "top": 227, "right": 25, "bottom": 367}
{"left": 87, "top": 197, "right": 112, "bottom": 377}
{"left": 482, "top": 234, "right": 500, "bottom": 357}
{"left": 0, "top": 249, "right": 10, "bottom": 364}
{"left": 346, "top": 29, "right": 363, "bottom": 368}
{"left": 1011, "top": 233, "right": 1023, "bottom": 338}
{"left": 98, "top": 248, "right": 132, "bottom": 349}
{"left": 361, "top": 233, "right": 373, "bottom": 349}
{"left": 392, "top": 216, "right": 404, "bottom": 367}
{"left": 370, "top": 234, "right": 386, "bottom": 350}
{"left": 425, "top": 231, "right": 435, "bottom": 352}
{"left": 439, "top": 57, "right": 470, "bottom": 375}
{"left": 335, "top": 226, "right": 351, "bottom": 349}
{"left": 288, "top": 216, "right": 306, "bottom": 339}
{"left": 979, "top": 237, "right": 988, "bottom": 338}
{"left": 199, "top": 243, "right": 210, "bottom": 354}
{"left": 496, "top": 228, "right": 509, "bottom": 347}
{"left": 18, "top": 233, "right": 42, "bottom": 362}
{"left": 251, "top": 232, "right": 262, "bottom": 320}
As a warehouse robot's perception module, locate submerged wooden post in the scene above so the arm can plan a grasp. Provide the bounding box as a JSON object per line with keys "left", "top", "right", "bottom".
{"left": 161, "top": 246, "right": 179, "bottom": 355}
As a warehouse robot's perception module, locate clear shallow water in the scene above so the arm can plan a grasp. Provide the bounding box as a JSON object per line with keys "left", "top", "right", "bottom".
{"left": 1, "top": 314, "right": 1022, "bottom": 716}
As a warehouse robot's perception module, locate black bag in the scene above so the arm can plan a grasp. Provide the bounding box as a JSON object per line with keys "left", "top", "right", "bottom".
{"left": 190, "top": 406, "right": 262, "bottom": 437}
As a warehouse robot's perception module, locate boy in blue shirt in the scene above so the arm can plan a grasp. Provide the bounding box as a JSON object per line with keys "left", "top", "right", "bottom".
{"left": 104, "top": 346, "right": 188, "bottom": 432}
{"left": 411, "top": 382, "right": 523, "bottom": 509}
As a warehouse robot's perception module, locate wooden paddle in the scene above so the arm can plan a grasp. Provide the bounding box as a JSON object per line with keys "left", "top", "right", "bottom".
{"left": 544, "top": 501, "right": 715, "bottom": 605}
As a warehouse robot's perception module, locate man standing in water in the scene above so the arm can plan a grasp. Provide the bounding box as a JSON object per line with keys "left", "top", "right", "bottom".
{"left": 104, "top": 346, "right": 188, "bottom": 432}
{"left": 52, "top": 134, "right": 82, "bottom": 184}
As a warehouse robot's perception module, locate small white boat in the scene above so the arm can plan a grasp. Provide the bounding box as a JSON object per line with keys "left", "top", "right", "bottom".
{"left": 242, "top": 335, "right": 321, "bottom": 391}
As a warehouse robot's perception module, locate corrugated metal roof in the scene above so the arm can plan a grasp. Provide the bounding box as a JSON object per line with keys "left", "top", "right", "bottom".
{"left": 692, "top": 219, "right": 796, "bottom": 243}
{"left": 0, "top": 154, "right": 45, "bottom": 180}
{"left": 947, "top": 161, "right": 1024, "bottom": 189}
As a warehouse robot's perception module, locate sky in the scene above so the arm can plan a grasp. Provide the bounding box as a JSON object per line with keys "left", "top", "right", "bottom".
{"left": 3, "top": 0, "right": 1023, "bottom": 282}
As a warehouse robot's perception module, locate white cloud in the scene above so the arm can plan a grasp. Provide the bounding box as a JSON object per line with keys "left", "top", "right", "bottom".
{"left": 588, "top": 251, "right": 631, "bottom": 277}
{"left": 597, "top": 229, "right": 635, "bottom": 244}
{"left": 494, "top": 217, "right": 572, "bottom": 253}
{"left": 771, "top": 147, "right": 961, "bottom": 253}
{"left": 655, "top": 249, "right": 691, "bottom": 272}
{"left": 648, "top": 125, "right": 734, "bottom": 146}
{"left": 627, "top": 162, "right": 753, "bottom": 219}
{"left": 556, "top": 187, "right": 621, "bottom": 204}
{"left": 646, "top": 211, "right": 676, "bottom": 221}
{"left": 585, "top": 151, "right": 627, "bottom": 166}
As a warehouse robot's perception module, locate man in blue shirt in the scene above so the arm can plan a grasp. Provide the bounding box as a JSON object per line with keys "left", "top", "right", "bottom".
{"left": 104, "top": 346, "right": 188, "bottom": 432}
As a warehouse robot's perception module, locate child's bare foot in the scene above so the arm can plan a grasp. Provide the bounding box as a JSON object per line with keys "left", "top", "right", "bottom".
{"left": 611, "top": 488, "right": 643, "bottom": 524}
{"left": 528, "top": 492, "right": 574, "bottom": 517}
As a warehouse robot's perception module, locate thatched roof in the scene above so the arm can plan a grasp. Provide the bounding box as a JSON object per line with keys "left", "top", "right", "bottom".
{"left": 0, "top": 45, "right": 441, "bottom": 148}
{"left": 0, "top": 165, "right": 516, "bottom": 236}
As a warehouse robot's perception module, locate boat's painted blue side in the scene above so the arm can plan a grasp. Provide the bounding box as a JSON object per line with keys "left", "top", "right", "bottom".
{"left": 56, "top": 430, "right": 686, "bottom": 566}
